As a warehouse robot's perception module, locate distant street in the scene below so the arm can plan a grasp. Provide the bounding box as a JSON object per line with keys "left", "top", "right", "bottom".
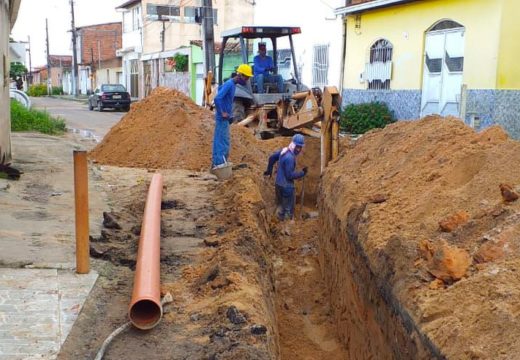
{"left": 30, "top": 96, "right": 125, "bottom": 140}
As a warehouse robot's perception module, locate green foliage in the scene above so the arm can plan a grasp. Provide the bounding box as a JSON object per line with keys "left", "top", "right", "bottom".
{"left": 51, "top": 86, "right": 63, "bottom": 95}
{"left": 27, "top": 83, "right": 48, "bottom": 97}
{"left": 173, "top": 53, "right": 189, "bottom": 72}
{"left": 340, "top": 102, "right": 395, "bottom": 134}
{"left": 10, "top": 62, "right": 27, "bottom": 79}
{"left": 10, "top": 100, "right": 66, "bottom": 135}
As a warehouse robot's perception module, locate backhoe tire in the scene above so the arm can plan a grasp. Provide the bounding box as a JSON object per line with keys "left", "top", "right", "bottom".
{"left": 232, "top": 99, "right": 246, "bottom": 123}
{"left": 88, "top": 101, "right": 93, "bottom": 111}
{"left": 97, "top": 102, "right": 104, "bottom": 112}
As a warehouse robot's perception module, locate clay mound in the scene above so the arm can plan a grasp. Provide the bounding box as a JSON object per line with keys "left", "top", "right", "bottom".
{"left": 90, "top": 87, "right": 322, "bottom": 183}
{"left": 90, "top": 87, "right": 214, "bottom": 171}
{"left": 320, "top": 116, "right": 520, "bottom": 358}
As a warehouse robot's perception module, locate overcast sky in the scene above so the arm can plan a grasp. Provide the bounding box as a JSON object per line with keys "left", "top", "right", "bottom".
{"left": 11, "top": 0, "right": 123, "bottom": 69}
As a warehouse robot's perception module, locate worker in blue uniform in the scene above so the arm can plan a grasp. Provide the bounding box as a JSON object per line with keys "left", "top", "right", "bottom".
{"left": 212, "top": 64, "right": 253, "bottom": 169}
{"left": 253, "top": 42, "right": 284, "bottom": 93}
{"left": 264, "top": 134, "right": 307, "bottom": 221}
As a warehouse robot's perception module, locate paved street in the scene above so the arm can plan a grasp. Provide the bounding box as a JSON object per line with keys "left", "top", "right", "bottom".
{"left": 30, "top": 96, "right": 125, "bottom": 140}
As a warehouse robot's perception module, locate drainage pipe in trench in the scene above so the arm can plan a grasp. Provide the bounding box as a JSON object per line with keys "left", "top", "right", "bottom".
{"left": 129, "top": 173, "right": 164, "bottom": 330}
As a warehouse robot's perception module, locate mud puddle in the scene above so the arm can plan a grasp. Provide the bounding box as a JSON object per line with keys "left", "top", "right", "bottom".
{"left": 69, "top": 128, "right": 102, "bottom": 142}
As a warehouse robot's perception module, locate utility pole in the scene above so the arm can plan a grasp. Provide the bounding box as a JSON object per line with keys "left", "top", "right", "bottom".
{"left": 27, "top": 35, "right": 32, "bottom": 85}
{"left": 201, "top": 0, "right": 215, "bottom": 82}
{"left": 45, "top": 18, "right": 51, "bottom": 95}
{"left": 160, "top": 20, "right": 166, "bottom": 53}
{"left": 70, "top": 0, "right": 79, "bottom": 96}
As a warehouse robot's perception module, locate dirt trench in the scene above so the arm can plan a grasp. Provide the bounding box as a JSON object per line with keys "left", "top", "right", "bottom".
{"left": 58, "top": 153, "right": 348, "bottom": 359}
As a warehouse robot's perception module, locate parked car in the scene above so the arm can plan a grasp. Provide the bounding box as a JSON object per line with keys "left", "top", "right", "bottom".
{"left": 88, "top": 84, "right": 131, "bottom": 112}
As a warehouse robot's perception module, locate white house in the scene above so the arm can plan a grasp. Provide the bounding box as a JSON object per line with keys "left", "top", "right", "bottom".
{"left": 253, "top": 0, "right": 344, "bottom": 90}
{"left": 116, "top": 0, "right": 143, "bottom": 98}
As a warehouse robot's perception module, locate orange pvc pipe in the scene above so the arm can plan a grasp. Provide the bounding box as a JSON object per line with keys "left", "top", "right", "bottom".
{"left": 129, "top": 173, "right": 163, "bottom": 330}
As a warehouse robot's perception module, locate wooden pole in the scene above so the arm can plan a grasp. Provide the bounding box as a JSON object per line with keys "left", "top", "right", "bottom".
{"left": 332, "top": 118, "right": 339, "bottom": 161}
{"left": 74, "top": 150, "right": 89, "bottom": 274}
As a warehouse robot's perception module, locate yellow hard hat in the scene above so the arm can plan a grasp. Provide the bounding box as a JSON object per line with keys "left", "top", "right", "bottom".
{"left": 236, "top": 64, "right": 253, "bottom": 77}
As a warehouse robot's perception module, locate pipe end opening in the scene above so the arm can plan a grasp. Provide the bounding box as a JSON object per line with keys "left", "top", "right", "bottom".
{"left": 129, "top": 299, "right": 162, "bottom": 330}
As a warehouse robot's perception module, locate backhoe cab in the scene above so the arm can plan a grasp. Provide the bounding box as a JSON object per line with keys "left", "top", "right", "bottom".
{"left": 211, "top": 25, "right": 342, "bottom": 171}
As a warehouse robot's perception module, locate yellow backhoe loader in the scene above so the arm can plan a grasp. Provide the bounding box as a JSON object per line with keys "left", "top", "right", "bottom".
{"left": 204, "top": 26, "right": 342, "bottom": 171}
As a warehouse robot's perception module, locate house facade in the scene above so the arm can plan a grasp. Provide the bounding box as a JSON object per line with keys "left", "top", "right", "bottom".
{"left": 1, "top": 0, "right": 22, "bottom": 163}
{"left": 117, "top": 0, "right": 143, "bottom": 98}
{"left": 254, "top": 0, "right": 344, "bottom": 89}
{"left": 336, "top": 0, "right": 520, "bottom": 137}
{"left": 74, "top": 22, "right": 123, "bottom": 94}
{"left": 117, "top": 0, "right": 254, "bottom": 100}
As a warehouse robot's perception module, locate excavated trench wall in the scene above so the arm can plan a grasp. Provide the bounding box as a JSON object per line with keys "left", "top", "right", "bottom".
{"left": 317, "top": 117, "right": 520, "bottom": 359}
{"left": 318, "top": 202, "right": 441, "bottom": 359}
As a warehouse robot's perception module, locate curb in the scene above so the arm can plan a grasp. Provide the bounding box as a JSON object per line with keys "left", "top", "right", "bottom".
{"left": 48, "top": 95, "right": 89, "bottom": 104}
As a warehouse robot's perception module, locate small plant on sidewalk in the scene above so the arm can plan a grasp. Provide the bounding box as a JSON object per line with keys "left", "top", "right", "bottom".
{"left": 340, "top": 102, "right": 395, "bottom": 135}
{"left": 27, "top": 84, "right": 48, "bottom": 97}
{"left": 10, "top": 100, "right": 66, "bottom": 135}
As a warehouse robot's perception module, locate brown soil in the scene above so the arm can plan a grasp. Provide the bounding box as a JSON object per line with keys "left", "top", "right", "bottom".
{"left": 89, "top": 87, "right": 214, "bottom": 171}
{"left": 61, "top": 87, "right": 346, "bottom": 359}
{"left": 320, "top": 116, "right": 520, "bottom": 359}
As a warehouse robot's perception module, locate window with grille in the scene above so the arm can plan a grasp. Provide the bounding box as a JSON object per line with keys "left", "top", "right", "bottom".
{"left": 184, "top": 6, "right": 197, "bottom": 23}
{"left": 312, "top": 44, "right": 329, "bottom": 87}
{"left": 130, "top": 59, "right": 139, "bottom": 98}
{"left": 147, "top": 4, "right": 180, "bottom": 22}
{"left": 365, "top": 39, "right": 393, "bottom": 90}
{"left": 132, "top": 6, "right": 141, "bottom": 31}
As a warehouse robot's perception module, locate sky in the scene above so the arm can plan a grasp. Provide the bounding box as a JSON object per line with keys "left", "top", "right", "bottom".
{"left": 11, "top": 0, "right": 123, "bottom": 69}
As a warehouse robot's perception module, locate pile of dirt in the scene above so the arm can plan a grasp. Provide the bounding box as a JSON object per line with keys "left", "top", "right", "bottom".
{"left": 90, "top": 86, "right": 322, "bottom": 204}
{"left": 320, "top": 116, "right": 520, "bottom": 359}
{"left": 90, "top": 87, "right": 214, "bottom": 171}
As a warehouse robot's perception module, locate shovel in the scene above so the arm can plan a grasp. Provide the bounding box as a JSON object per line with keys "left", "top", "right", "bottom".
{"left": 299, "top": 176, "right": 305, "bottom": 220}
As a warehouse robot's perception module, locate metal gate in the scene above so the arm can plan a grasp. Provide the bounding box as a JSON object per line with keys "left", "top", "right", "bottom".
{"left": 421, "top": 20, "right": 465, "bottom": 117}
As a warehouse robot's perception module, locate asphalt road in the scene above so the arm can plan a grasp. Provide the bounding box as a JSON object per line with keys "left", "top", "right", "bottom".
{"left": 30, "top": 96, "right": 125, "bottom": 140}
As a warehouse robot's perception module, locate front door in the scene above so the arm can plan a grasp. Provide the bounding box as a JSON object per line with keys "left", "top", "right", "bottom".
{"left": 421, "top": 21, "right": 465, "bottom": 117}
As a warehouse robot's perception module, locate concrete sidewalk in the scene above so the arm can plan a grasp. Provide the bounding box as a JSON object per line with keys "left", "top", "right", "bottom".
{"left": 0, "top": 269, "right": 97, "bottom": 360}
{"left": 0, "top": 132, "right": 107, "bottom": 358}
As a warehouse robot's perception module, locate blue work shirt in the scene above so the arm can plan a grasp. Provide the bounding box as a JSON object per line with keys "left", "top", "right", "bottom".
{"left": 253, "top": 55, "right": 274, "bottom": 77}
{"left": 267, "top": 149, "right": 304, "bottom": 188}
{"left": 214, "top": 78, "right": 236, "bottom": 120}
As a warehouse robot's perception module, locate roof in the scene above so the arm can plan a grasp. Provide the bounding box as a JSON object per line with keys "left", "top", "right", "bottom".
{"left": 9, "top": 0, "right": 22, "bottom": 30}
{"left": 116, "top": 0, "right": 140, "bottom": 9}
{"left": 220, "top": 26, "right": 302, "bottom": 39}
{"left": 76, "top": 22, "right": 122, "bottom": 31}
{"left": 335, "top": 0, "right": 419, "bottom": 15}
{"left": 190, "top": 41, "right": 244, "bottom": 53}
{"left": 49, "top": 55, "right": 73, "bottom": 67}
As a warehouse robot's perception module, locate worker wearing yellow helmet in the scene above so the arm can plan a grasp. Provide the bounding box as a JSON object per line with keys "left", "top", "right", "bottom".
{"left": 211, "top": 63, "right": 252, "bottom": 169}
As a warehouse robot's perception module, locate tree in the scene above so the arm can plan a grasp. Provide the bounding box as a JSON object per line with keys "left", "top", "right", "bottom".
{"left": 10, "top": 62, "right": 27, "bottom": 79}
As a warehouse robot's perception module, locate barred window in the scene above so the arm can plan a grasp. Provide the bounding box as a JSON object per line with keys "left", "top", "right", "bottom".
{"left": 366, "top": 39, "right": 393, "bottom": 90}
{"left": 312, "top": 44, "right": 329, "bottom": 87}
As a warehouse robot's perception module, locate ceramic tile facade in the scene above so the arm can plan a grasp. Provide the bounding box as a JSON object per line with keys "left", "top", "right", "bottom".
{"left": 342, "top": 89, "right": 422, "bottom": 120}
{"left": 342, "top": 88, "right": 520, "bottom": 139}
{"left": 466, "top": 90, "right": 520, "bottom": 139}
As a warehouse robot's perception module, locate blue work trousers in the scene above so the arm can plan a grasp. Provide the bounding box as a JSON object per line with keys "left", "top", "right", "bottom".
{"left": 212, "top": 117, "right": 230, "bottom": 167}
{"left": 256, "top": 74, "right": 284, "bottom": 94}
{"left": 275, "top": 184, "right": 295, "bottom": 221}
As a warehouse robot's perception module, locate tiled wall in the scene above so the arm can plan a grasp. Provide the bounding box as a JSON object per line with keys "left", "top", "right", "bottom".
{"left": 342, "top": 89, "right": 422, "bottom": 120}
{"left": 342, "top": 88, "right": 520, "bottom": 139}
{"left": 466, "top": 90, "right": 520, "bottom": 139}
